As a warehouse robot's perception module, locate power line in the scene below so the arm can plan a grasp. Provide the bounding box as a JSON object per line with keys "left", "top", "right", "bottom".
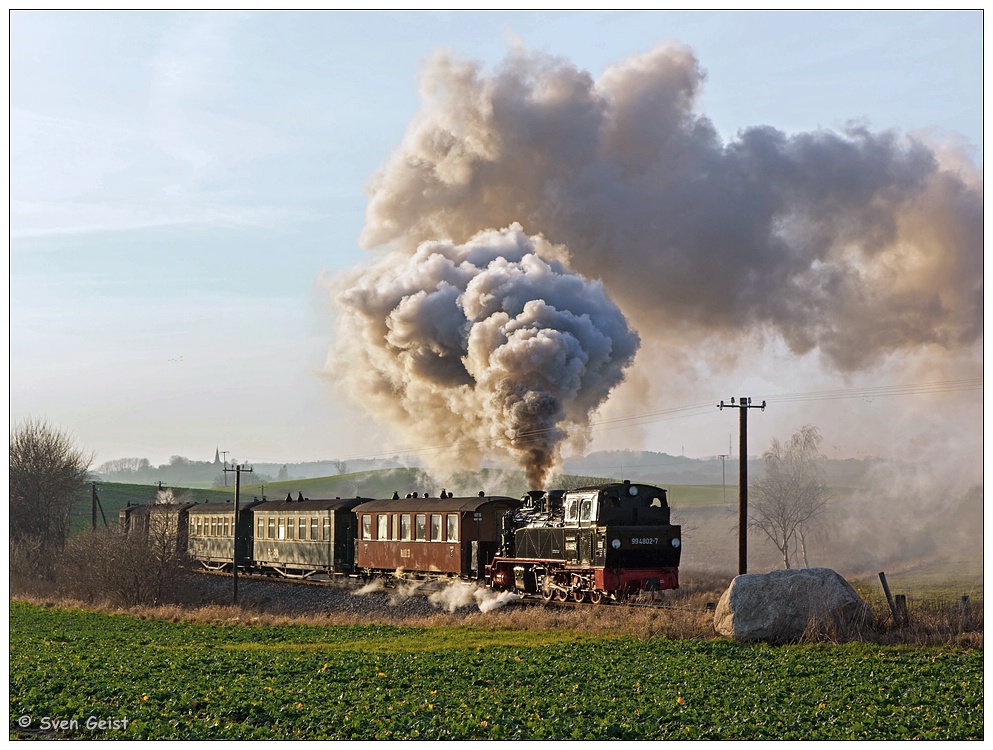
{"left": 317, "top": 378, "right": 981, "bottom": 465}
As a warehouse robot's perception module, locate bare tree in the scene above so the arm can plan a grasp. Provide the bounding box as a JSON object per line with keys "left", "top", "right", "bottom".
{"left": 749, "top": 425, "right": 830, "bottom": 569}
{"left": 9, "top": 419, "right": 92, "bottom": 572}
{"left": 333, "top": 460, "right": 349, "bottom": 475}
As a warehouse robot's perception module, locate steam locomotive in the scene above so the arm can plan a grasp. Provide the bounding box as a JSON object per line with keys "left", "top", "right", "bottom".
{"left": 120, "top": 481, "right": 681, "bottom": 603}
{"left": 486, "top": 481, "right": 681, "bottom": 603}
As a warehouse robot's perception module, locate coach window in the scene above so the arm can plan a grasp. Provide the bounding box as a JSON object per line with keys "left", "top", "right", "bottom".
{"left": 323, "top": 517, "right": 331, "bottom": 541}
{"left": 415, "top": 514, "right": 427, "bottom": 541}
{"left": 377, "top": 514, "right": 388, "bottom": 540}
{"left": 299, "top": 517, "right": 307, "bottom": 540}
{"left": 224, "top": 517, "right": 230, "bottom": 537}
{"left": 430, "top": 514, "right": 442, "bottom": 542}
{"left": 309, "top": 517, "right": 317, "bottom": 540}
{"left": 268, "top": 517, "right": 276, "bottom": 540}
{"left": 446, "top": 514, "right": 459, "bottom": 542}
{"left": 257, "top": 517, "right": 264, "bottom": 539}
{"left": 278, "top": 518, "right": 286, "bottom": 540}
{"left": 210, "top": 516, "right": 216, "bottom": 536}
{"left": 286, "top": 517, "right": 294, "bottom": 540}
{"left": 362, "top": 514, "right": 372, "bottom": 540}
{"left": 400, "top": 514, "right": 412, "bottom": 541}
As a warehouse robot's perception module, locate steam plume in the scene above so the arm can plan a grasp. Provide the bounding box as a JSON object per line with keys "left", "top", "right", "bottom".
{"left": 329, "top": 225, "right": 638, "bottom": 485}
{"left": 359, "top": 44, "right": 982, "bottom": 371}
{"left": 328, "top": 42, "right": 981, "bottom": 478}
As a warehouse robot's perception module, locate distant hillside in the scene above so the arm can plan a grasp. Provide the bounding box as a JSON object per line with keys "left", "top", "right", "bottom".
{"left": 564, "top": 450, "right": 885, "bottom": 487}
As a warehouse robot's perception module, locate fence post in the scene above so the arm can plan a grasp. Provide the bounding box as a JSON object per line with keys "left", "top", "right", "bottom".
{"left": 878, "top": 572, "right": 899, "bottom": 626}
{"left": 894, "top": 594, "right": 908, "bottom": 627}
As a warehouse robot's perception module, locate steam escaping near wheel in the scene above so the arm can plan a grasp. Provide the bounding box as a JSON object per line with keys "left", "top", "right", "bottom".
{"left": 328, "top": 225, "right": 639, "bottom": 486}
{"left": 428, "top": 582, "right": 522, "bottom": 613}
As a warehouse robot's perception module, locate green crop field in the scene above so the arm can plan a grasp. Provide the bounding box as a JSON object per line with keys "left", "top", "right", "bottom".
{"left": 9, "top": 601, "right": 982, "bottom": 740}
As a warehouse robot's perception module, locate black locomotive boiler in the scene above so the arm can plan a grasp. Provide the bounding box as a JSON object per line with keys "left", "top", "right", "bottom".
{"left": 485, "top": 481, "right": 681, "bottom": 603}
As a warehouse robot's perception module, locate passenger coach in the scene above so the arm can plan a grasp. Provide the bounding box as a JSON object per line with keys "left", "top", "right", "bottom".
{"left": 352, "top": 493, "right": 520, "bottom": 580}
{"left": 251, "top": 495, "right": 369, "bottom": 577}
{"left": 187, "top": 500, "right": 266, "bottom": 571}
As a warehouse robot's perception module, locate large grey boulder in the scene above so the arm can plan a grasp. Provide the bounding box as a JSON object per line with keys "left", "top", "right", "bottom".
{"left": 714, "top": 568, "right": 873, "bottom": 643}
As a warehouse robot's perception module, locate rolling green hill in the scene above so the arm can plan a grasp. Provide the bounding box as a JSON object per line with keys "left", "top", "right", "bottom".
{"left": 69, "top": 482, "right": 234, "bottom": 533}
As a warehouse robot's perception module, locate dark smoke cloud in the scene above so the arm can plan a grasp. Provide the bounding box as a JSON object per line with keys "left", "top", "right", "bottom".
{"left": 359, "top": 44, "right": 982, "bottom": 371}
{"left": 327, "top": 225, "right": 638, "bottom": 485}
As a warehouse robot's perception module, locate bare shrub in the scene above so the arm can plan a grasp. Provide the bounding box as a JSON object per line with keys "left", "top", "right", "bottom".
{"left": 56, "top": 525, "right": 194, "bottom": 607}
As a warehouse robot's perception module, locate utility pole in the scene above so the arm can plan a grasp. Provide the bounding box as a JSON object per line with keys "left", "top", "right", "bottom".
{"left": 224, "top": 463, "right": 253, "bottom": 604}
{"left": 718, "top": 396, "right": 766, "bottom": 576}
{"left": 717, "top": 455, "right": 728, "bottom": 505}
{"left": 91, "top": 482, "right": 108, "bottom": 531}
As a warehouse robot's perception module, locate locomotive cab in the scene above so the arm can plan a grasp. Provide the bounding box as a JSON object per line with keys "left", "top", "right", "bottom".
{"left": 566, "top": 481, "right": 671, "bottom": 528}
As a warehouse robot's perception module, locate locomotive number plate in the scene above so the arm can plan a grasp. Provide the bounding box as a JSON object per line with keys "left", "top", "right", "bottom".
{"left": 631, "top": 537, "right": 659, "bottom": 545}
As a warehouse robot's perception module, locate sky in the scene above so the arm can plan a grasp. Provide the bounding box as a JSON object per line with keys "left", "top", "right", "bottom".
{"left": 8, "top": 10, "right": 985, "bottom": 481}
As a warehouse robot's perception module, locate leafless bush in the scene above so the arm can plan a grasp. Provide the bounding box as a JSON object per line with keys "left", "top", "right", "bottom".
{"left": 55, "top": 526, "right": 194, "bottom": 607}
{"left": 9, "top": 538, "right": 61, "bottom": 598}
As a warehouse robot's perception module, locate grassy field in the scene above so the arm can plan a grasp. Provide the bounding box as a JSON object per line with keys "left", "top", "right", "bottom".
{"left": 9, "top": 600, "right": 983, "bottom": 740}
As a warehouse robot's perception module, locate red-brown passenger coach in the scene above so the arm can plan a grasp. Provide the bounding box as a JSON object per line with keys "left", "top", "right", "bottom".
{"left": 352, "top": 493, "right": 520, "bottom": 580}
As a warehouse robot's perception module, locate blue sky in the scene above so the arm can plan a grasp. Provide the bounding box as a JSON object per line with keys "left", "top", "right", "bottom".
{"left": 8, "top": 10, "right": 984, "bottom": 474}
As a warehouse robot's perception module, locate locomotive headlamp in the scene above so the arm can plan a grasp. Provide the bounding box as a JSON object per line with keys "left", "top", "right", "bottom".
{"left": 628, "top": 485, "right": 638, "bottom": 496}
{"left": 671, "top": 538, "right": 681, "bottom": 548}
{"left": 611, "top": 538, "right": 621, "bottom": 549}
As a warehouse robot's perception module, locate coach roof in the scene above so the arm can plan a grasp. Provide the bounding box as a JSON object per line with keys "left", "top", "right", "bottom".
{"left": 352, "top": 495, "right": 519, "bottom": 514}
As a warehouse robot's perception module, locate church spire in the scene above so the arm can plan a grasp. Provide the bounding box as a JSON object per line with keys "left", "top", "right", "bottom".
{"left": 214, "top": 447, "right": 220, "bottom": 465}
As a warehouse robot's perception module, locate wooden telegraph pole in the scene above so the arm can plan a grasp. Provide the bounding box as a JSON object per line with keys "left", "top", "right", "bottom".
{"left": 223, "top": 463, "right": 253, "bottom": 604}
{"left": 718, "top": 397, "right": 766, "bottom": 576}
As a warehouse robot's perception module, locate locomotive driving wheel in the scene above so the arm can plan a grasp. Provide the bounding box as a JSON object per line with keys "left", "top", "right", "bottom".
{"left": 571, "top": 589, "right": 588, "bottom": 603}
{"left": 588, "top": 589, "right": 605, "bottom": 605}
{"left": 541, "top": 581, "right": 555, "bottom": 601}
{"left": 553, "top": 587, "right": 569, "bottom": 602}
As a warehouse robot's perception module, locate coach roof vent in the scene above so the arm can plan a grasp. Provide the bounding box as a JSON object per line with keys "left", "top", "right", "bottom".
{"left": 285, "top": 492, "right": 293, "bottom": 502}
{"left": 297, "top": 492, "right": 305, "bottom": 502}
{"left": 392, "top": 491, "right": 400, "bottom": 500}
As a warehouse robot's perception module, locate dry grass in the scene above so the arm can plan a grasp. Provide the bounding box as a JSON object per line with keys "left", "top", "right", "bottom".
{"left": 11, "top": 568, "right": 981, "bottom": 648}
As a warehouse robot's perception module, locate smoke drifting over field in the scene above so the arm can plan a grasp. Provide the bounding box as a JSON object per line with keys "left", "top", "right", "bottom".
{"left": 327, "top": 42, "right": 982, "bottom": 480}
